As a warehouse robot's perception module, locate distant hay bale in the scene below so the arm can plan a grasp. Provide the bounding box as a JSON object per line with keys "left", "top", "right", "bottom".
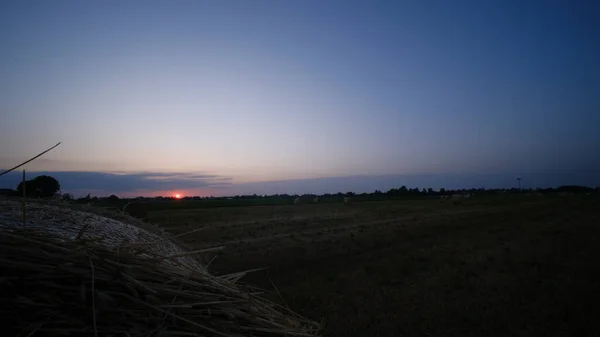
{"left": 313, "top": 197, "right": 319, "bottom": 204}
{"left": 343, "top": 197, "right": 351, "bottom": 205}
{"left": 122, "top": 201, "right": 148, "bottom": 220}
{"left": 0, "top": 199, "right": 321, "bottom": 337}
{"left": 294, "top": 197, "right": 301, "bottom": 205}
{"left": 451, "top": 193, "right": 470, "bottom": 205}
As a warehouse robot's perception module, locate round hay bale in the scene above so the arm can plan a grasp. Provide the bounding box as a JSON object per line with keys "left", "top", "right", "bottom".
{"left": 0, "top": 199, "right": 321, "bottom": 337}
{"left": 0, "top": 199, "right": 201, "bottom": 271}
{"left": 122, "top": 201, "right": 148, "bottom": 221}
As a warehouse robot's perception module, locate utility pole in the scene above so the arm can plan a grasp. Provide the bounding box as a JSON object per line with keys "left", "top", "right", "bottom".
{"left": 517, "top": 177, "right": 522, "bottom": 190}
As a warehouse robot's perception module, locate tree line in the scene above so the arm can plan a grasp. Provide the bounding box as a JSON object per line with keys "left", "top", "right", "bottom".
{"left": 1, "top": 174, "right": 598, "bottom": 201}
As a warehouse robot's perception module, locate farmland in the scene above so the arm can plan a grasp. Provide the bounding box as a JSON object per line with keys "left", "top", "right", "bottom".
{"left": 148, "top": 194, "right": 600, "bottom": 337}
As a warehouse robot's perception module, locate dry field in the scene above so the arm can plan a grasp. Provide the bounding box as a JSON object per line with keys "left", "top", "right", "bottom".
{"left": 148, "top": 195, "right": 600, "bottom": 336}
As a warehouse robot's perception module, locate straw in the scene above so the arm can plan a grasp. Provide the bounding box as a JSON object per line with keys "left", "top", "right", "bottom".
{"left": 0, "top": 198, "right": 321, "bottom": 337}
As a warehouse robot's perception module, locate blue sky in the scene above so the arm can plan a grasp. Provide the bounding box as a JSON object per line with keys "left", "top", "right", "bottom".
{"left": 1, "top": 0, "right": 599, "bottom": 196}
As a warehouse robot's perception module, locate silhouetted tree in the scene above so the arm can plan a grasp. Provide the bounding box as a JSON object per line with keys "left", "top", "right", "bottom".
{"left": 16, "top": 175, "right": 60, "bottom": 198}
{"left": 78, "top": 193, "right": 92, "bottom": 202}
{"left": 108, "top": 194, "right": 119, "bottom": 201}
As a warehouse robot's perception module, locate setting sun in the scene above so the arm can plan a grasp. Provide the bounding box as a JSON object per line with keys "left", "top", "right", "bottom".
{"left": 174, "top": 194, "right": 182, "bottom": 199}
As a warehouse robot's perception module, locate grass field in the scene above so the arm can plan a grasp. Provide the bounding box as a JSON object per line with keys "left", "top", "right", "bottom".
{"left": 148, "top": 194, "right": 600, "bottom": 336}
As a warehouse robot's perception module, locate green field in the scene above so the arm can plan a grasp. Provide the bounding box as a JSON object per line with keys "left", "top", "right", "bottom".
{"left": 147, "top": 194, "right": 600, "bottom": 336}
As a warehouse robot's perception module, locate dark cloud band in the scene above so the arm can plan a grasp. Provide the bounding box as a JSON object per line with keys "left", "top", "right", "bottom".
{"left": 0, "top": 170, "right": 232, "bottom": 193}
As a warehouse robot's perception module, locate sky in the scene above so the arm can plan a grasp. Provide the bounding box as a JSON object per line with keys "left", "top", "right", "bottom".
{"left": 1, "top": 0, "right": 599, "bottom": 197}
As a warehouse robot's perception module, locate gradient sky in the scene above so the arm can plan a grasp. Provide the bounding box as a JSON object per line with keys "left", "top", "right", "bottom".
{"left": 1, "top": 0, "right": 599, "bottom": 196}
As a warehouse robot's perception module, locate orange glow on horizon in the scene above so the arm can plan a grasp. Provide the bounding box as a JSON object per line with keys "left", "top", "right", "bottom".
{"left": 174, "top": 194, "right": 182, "bottom": 199}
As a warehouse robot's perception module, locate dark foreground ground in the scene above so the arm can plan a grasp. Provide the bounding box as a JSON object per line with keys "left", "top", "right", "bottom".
{"left": 149, "top": 195, "right": 600, "bottom": 336}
